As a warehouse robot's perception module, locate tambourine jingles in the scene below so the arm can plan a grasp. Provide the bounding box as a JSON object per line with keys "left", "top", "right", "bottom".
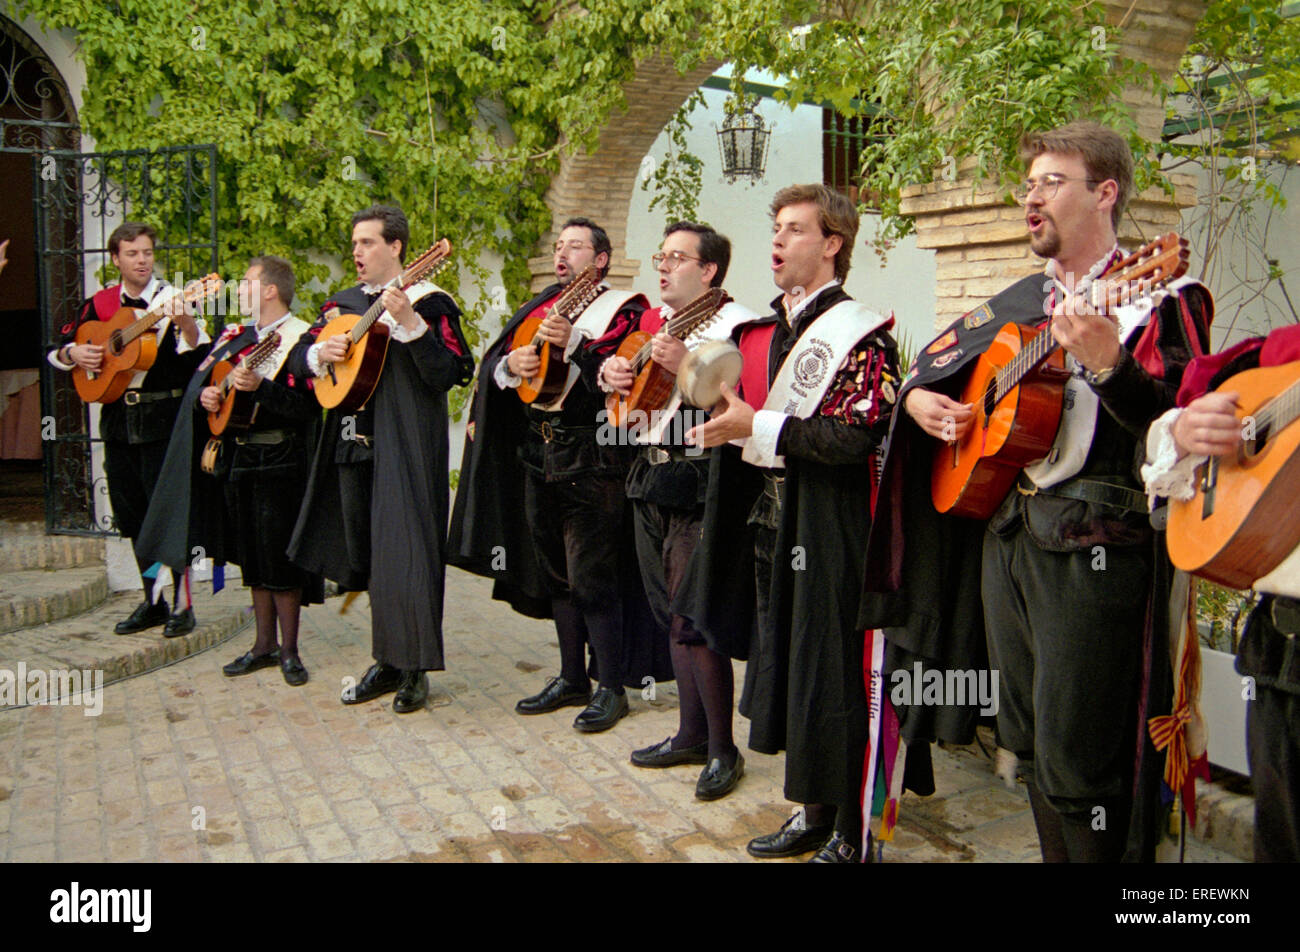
{"left": 677, "top": 339, "right": 743, "bottom": 409}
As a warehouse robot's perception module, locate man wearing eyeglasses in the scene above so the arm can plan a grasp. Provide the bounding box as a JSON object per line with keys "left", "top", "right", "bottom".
{"left": 598, "top": 222, "right": 760, "bottom": 800}
{"left": 450, "top": 217, "right": 667, "bottom": 734}
{"left": 860, "top": 121, "right": 1213, "bottom": 862}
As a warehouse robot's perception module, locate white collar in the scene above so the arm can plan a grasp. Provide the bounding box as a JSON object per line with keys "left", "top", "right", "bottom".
{"left": 788, "top": 279, "right": 840, "bottom": 322}
{"left": 1045, "top": 244, "right": 1120, "bottom": 296}
{"left": 361, "top": 275, "right": 403, "bottom": 295}
{"left": 122, "top": 276, "right": 161, "bottom": 303}
{"left": 250, "top": 312, "right": 293, "bottom": 339}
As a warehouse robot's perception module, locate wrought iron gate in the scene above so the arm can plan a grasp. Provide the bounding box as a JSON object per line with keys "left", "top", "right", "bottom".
{"left": 34, "top": 145, "right": 219, "bottom": 535}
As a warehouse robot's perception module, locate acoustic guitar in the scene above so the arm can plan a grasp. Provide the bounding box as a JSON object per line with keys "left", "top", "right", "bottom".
{"left": 605, "top": 286, "right": 728, "bottom": 434}
{"left": 313, "top": 239, "right": 453, "bottom": 411}
{"left": 931, "top": 232, "right": 1189, "bottom": 519}
{"left": 207, "top": 331, "right": 283, "bottom": 436}
{"left": 1166, "top": 361, "right": 1300, "bottom": 589}
{"left": 511, "top": 265, "right": 603, "bottom": 404}
{"left": 73, "top": 274, "right": 223, "bottom": 403}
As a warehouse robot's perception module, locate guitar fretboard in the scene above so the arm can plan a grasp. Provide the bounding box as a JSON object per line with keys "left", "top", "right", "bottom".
{"left": 1253, "top": 377, "right": 1300, "bottom": 444}
{"left": 630, "top": 288, "right": 727, "bottom": 373}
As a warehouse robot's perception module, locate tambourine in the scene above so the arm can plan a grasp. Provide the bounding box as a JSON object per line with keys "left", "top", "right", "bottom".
{"left": 677, "top": 339, "right": 743, "bottom": 410}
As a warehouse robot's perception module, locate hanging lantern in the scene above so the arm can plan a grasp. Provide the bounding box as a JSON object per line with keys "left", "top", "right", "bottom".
{"left": 716, "top": 103, "right": 771, "bottom": 183}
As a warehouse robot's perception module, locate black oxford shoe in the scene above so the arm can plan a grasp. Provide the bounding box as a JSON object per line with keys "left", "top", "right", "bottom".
{"left": 114, "top": 598, "right": 169, "bottom": 635}
{"left": 746, "top": 813, "right": 834, "bottom": 859}
{"left": 696, "top": 752, "right": 745, "bottom": 801}
{"left": 341, "top": 662, "right": 403, "bottom": 705}
{"left": 280, "top": 654, "right": 309, "bottom": 687}
{"left": 515, "top": 675, "right": 591, "bottom": 715}
{"left": 163, "top": 607, "right": 196, "bottom": 638}
{"left": 392, "top": 671, "right": 429, "bottom": 714}
{"left": 573, "top": 687, "right": 628, "bottom": 733}
{"left": 807, "top": 831, "right": 859, "bottom": 863}
{"left": 222, "top": 649, "right": 281, "bottom": 677}
{"left": 630, "top": 736, "right": 709, "bottom": 768}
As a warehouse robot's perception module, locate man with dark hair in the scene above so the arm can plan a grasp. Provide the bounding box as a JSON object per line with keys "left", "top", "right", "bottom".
{"left": 450, "top": 217, "right": 669, "bottom": 733}
{"left": 48, "top": 220, "right": 209, "bottom": 636}
{"left": 601, "top": 221, "right": 757, "bottom": 799}
{"left": 288, "top": 204, "right": 474, "bottom": 713}
{"left": 686, "top": 184, "right": 900, "bottom": 859}
{"left": 865, "top": 120, "right": 1213, "bottom": 861}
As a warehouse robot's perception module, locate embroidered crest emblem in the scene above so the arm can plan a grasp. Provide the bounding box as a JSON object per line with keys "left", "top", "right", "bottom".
{"left": 931, "top": 349, "right": 963, "bottom": 369}
{"left": 963, "top": 304, "right": 994, "bottom": 330}
{"left": 926, "top": 329, "right": 958, "bottom": 355}
{"left": 792, "top": 339, "right": 833, "bottom": 391}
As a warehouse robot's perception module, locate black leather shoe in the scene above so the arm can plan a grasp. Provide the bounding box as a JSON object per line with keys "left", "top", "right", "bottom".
{"left": 392, "top": 671, "right": 428, "bottom": 714}
{"left": 515, "top": 675, "right": 591, "bottom": 715}
{"left": 222, "top": 649, "right": 280, "bottom": 677}
{"left": 280, "top": 654, "right": 309, "bottom": 687}
{"left": 807, "top": 831, "right": 859, "bottom": 863}
{"left": 341, "top": 662, "right": 403, "bottom": 705}
{"left": 114, "top": 598, "right": 169, "bottom": 635}
{"left": 746, "top": 813, "right": 834, "bottom": 859}
{"left": 630, "top": 736, "right": 709, "bottom": 768}
{"left": 163, "top": 607, "right": 196, "bottom": 638}
{"left": 573, "top": 687, "right": 628, "bottom": 733}
{"left": 696, "top": 752, "right": 745, "bottom": 801}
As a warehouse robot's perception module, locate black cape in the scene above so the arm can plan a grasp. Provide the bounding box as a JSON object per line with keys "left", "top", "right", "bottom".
{"left": 134, "top": 326, "right": 255, "bottom": 573}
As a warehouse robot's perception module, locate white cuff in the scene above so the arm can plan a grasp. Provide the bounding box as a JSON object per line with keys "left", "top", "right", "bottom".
{"left": 596, "top": 355, "right": 618, "bottom": 394}
{"left": 306, "top": 341, "right": 327, "bottom": 378}
{"left": 563, "top": 327, "right": 589, "bottom": 362}
{"left": 174, "top": 322, "right": 211, "bottom": 354}
{"left": 387, "top": 317, "right": 428, "bottom": 343}
{"left": 1140, "top": 408, "right": 1205, "bottom": 505}
{"left": 494, "top": 354, "right": 521, "bottom": 390}
{"left": 48, "top": 346, "right": 75, "bottom": 371}
{"left": 747, "top": 410, "right": 790, "bottom": 468}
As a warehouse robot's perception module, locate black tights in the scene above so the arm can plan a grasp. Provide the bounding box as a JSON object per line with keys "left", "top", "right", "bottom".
{"left": 250, "top": 587, "right": 302, "bottom": 658}
{"left": 669, "top": 639, "right": 736, "bottom": 763}
{"left": 553, "top": 596, "right": 624, "bottom": 694}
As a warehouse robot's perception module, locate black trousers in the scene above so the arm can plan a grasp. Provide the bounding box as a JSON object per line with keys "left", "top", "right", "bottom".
{"left": 982, "top": 523, "right": 1149, "bottom": 814}
{"left": 102, "top": 436, "right": 169, "bottom": 545}
{"left": 632, "top": 498, "right": 704, "bottom": 644}
{"left": 1243, "top": 600, "right": 1300, "bottom": 862}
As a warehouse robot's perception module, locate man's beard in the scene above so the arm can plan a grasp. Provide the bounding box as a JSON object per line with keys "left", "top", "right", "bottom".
{"left": 1029, "top": 219, "right": 1060, "bottom": 260}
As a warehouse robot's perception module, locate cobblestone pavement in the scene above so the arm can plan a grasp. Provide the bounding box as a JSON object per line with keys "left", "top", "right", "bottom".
{"left": 0, "top": 569, "right": 1240, "bottom": 863}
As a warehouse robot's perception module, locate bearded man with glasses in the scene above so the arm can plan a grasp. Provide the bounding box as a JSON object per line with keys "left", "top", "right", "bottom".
{"left": 860, "top": 121, "right": 1214, "bottom": 862}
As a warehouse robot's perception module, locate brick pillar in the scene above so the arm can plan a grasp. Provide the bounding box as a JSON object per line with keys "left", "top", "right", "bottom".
{"left": 900, "top": 0, "right": 1209, "bottom": 329}
{"left": 532, "top": 54, "right": 721, "bottom": 292}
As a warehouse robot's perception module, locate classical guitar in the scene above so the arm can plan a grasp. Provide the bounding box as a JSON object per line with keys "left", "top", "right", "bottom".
{"left": 605, "top": 287, "right": 729, "bottom": 433}
{"left": 931, "top": 232, "right": 1189, "bottom": 519}
{"left": 207, "top": 331, "right": 283, "bottom": 436}
{"left": 511, "top": 265, "right": 603, "bottom": 404}
{"left": 313, "top": 239, "right": 453, "bottom": 411}
{"left": 73, "top": 274, "right": 223, "bottom": 404}
{"left": 1166, "top": 361, "right": 1300, "bottom": 589}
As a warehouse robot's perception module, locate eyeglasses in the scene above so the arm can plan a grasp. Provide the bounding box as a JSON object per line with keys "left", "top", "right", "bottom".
{"left": 1013, "top": 175, "right": 1101, "bottom": 204}
{"left": 553, "top": 240, "right": 593, "bottom": 255}
{"left": 651, "top": 251, "right": 703, "bottom": 271}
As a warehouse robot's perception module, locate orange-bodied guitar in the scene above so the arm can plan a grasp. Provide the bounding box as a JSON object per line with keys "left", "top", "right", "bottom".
{"left": 73, "top": 274, "right": 223, "bottom": 403}
{"left": 1166, "top": 361, "right": 1300, "bottom": 589}
{"left": 313, "top": 239, "right": 453, "bottom": 411}
{"left": 932, "top": 232, "right": 1190, "bottom": 519}
{"left": 207, "top": 331, "right": 283, "bottom": 436}
{"left": 605, "top": 287, "right": 728, "bottom": 433}
{"left": 511, "top": 266, "right": 603, "bottom": 404}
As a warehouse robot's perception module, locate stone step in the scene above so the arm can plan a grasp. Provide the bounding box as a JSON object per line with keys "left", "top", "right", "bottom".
{"left": 0, "top": 581, "right": 253, "bottom": 707}
{"left": 0, "top": 567, "right": 109, "bottom": 634}
{"left": 0, "top": 525, "right": 106, "bottom": 573}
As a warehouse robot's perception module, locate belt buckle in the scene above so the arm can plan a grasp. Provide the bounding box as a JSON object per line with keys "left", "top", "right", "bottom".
{"left": 123, "top": 390, "right": 140, "bottom": 406}
{"left": 648, "top": 447, "right": 669, "bottom": 465}
{"left": 355, "top": 434, "right": 371, "bottom": 448}
{"left": 1016, "top": 475, "right": 1038, "bottom": 497}
{"left": 1270, "top": 598, "right": 1300, "bottom": 637}
{"left": 540, "top": 421, "right": 554, "bottom": 443}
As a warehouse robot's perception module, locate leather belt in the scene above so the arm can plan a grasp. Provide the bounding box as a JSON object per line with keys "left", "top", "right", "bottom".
{"left": 643, "top": 446, "right": 695, "bottom": 465}
{"left": 122, "top": 388, "right": 184, "bottom": 406}
{"left": 1016, "top": 472, "right": 1147, "bottom": 514}
{"left": 236, "top": 429, "right": 289, "bottom": 445}
{"left": 350, "top": 433, "right": 373, "bottom": 448}
{"left": 528, "top": 419, "right": 594, "bottom": 444}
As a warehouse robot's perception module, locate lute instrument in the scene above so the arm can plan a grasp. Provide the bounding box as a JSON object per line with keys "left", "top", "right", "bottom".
{"left": 1166, "top": 361, "right": 1300, "bottom": 589}
{"left": 931, "top": 232, "right": 1190, "bottom": 519}
{"left": 511, "top": 266, "right": 603, "bottom": 404}
{"left": 207, "top": 330, "right": 283, "bottom": 436}
{"left": 73, "top": 274, "right": 223, "bottom": 403}
{"left": 313, "top": 239, "right": 453, "bottom": 411}
{"left": 605, "top": 287, "right": 729, "bottom": 434}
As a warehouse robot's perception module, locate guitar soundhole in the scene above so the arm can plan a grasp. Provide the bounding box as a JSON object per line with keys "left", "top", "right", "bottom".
{"left": 109, "top": 331, "right": 123, "bottom": 356}
{"left": 982, "top": 381, "right": 997, "bottom": 421}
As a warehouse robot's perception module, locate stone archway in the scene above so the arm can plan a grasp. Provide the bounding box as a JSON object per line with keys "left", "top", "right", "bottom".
{"left": 538, "top": 2, "right": 1212, "bottom": 311}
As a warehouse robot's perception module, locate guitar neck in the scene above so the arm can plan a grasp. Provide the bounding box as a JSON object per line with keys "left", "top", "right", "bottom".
{"left": 119, "top": 297, "right": 175, "bottom": 347}
{"left": 1257, "top": 377, "right": 1300, "bottom": 439}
